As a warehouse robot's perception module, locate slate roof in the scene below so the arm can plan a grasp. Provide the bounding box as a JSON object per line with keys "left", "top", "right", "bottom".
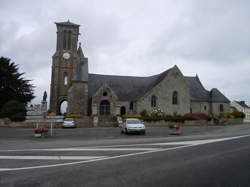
{"left": 184, "top": 76, "right": 210, "bottom": 102}
{"left": 235, "top": 101, "right": 250, "bottom": 108}
{"left": 88, "top": 70, "right": 230, "bottom": 103}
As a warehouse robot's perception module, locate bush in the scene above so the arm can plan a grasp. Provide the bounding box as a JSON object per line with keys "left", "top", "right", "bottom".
{"left": 231, "top": 112, "right": 245, "bottom": 119}
{"left": 66, "top": 114, "right": 84, "bottom": 118}
{"left": 47, "top": 112, "right": 56, "bottom": 116}
{"left": 47, "top": 109, "right": 52, "bottom": 113}
{"left": 122, "top": 114, "right": 142, "bottom": 119}
{"left": 140, "top": 110, "right": 148, "bottom": 117}
{"left": 0, "top": 100, "right": 26, "bottom": 121}
{"left": 183, "top": 113, "right": 209, "bottom": 121}
{"left": 163, "top": 115, "right": 185, "bottom": 123}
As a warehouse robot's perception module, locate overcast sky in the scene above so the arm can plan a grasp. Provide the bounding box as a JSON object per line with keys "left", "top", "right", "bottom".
{"left": 1, "top": 0, "right": 250, "bottom": 105}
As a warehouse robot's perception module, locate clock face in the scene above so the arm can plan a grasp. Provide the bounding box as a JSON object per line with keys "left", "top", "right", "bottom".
{"left": 63, "top": 52, "right": 70, "bottom": 60}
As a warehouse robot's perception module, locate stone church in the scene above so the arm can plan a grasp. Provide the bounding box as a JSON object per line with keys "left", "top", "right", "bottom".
{"left": 49, "top": 21, "right": 230, "bottom": 117}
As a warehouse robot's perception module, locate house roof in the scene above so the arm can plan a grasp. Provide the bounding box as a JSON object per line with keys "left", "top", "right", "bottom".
{"left": 235, "top": 101, "right": 250, "bottom": 108}
{"left": 88, "top": 68, "right": 230, "bottom": 103}
{"left": 210, "top": 88, "right": 230, "bottom": 103}
{"left": 184, "top": 76, "right": 210, "bottom": 102}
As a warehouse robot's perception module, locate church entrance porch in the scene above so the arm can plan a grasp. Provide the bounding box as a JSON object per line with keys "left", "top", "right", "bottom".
{"left": 99, "top": 100, "right": 110, "bottom": 115}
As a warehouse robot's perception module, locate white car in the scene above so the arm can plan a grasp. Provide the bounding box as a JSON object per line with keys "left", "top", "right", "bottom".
{"left": 62, "top": 118, "right": 76, "bottom": 128}
{"left": 121, "top": 118, "right": 146, "bottom": 135}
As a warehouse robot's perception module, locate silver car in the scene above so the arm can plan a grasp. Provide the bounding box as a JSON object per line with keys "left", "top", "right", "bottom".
{"left": 62, "top": 118, "right": 76, "bottom": 128}
{"left": 121, "top": 118, "right": 146, "bottom": 135}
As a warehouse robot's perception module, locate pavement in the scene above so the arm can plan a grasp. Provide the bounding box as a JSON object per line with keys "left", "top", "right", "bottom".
{"left": 0, "top": 124, "right": 250, "bottom": 186}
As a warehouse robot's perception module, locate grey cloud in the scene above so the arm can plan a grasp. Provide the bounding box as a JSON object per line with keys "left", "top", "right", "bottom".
{"left": 0, "top": 0, "right": 250, "bottom": 104}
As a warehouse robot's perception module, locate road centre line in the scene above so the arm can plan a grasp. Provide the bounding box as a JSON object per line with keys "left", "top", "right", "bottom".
{"left": 0, "top": 134, "right": 249, "bottom": 172}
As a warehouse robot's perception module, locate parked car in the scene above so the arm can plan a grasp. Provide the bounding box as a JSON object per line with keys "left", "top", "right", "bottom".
{"left": 62, "top": 118, "right": 76, "bottom": 128}
{"left": 121, "top": 118, "right": 146, "bottom": 135}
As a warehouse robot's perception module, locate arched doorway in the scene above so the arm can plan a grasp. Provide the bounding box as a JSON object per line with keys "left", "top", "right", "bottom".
{"left": 99, "top": 100, "right": 110, "bottom": 115}
{"left": 59, "top": 100, "right": 68, "bottom": 114}
{"left": 120, "top": 106, "right": 126, "bottom": 115}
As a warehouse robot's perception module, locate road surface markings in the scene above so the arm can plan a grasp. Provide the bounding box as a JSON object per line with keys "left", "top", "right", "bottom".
{"left": 0, "top": 134, "right": 249, "bottom": 172}
{"left": 0, "top": 156, "right": 107, "bottom": 160}
{"left": 0, "top": 147, "right": 161, "bottom": 152}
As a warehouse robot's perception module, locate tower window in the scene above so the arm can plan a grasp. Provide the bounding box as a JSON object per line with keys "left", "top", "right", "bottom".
{"left": 63, "top": 73, "right": 68, "bottom": 85}
{"left": 63, "top": 30, "right": 67, "bottom": 50}
{"left": 172, "top": 91, "right": 178, "bottom": 105}
{"left": 204, "top": 106, "right": 207, "bottom": 111}
{"left": 68, "top": 30, "right": 72, "bottom": 50}
{"left": 151, "top": 95, "right": 157, "bottom": 107}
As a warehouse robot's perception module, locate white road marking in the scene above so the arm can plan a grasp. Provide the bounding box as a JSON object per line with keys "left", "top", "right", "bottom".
{"left": 0, "top": 156, "right": 107, "bottom": 160}
{"left": 0, "top": 134, "right": 249, "bottom": 172}
{"left": 0, "top": 148, "right": 160, "bottom": 152}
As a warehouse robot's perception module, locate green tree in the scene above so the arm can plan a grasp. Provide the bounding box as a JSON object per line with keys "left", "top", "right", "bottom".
{"left": 0, "top": 100, "right": 26, "bottom": 121}
{"left": 0, "top": 57, "right": 35, "bottom": 110}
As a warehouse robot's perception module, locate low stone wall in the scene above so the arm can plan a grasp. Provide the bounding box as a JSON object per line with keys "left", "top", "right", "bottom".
{"left": 184, "top": 120, "right": 211, "bottom": 126}
{"left": 75, "top": 117, "right": 93, "bottom": 127}
{"left": 143, "top": 120, "right": 180, "bottom": 127}
{"left": 143, "top": 118, "right": 244, "bottom": 126}
{"left": 0, "top": 118, "right": 62, "bottom": 128}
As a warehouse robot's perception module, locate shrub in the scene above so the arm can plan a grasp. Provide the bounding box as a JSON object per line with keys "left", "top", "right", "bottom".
{"left": 47, "top": 109, "right": 52, "bottom": 113}
{"left": 140, "top": 110, "right": 148, "bottom": 117}
{"left": 231, "top": 112, "right": 245, "bottom": 119}
{"left": 0, "top": 100, "right": 26, "bottom": 121}
{"left": 148, "top": 107, "right": 164, "bottom": 117}
{"left": 122, "top": 114, "right": 142, "bottom": 119}
{"left": 47, "top": 112, "right": 56, "bottom": 116}
{"left": 183, "top": 113, "right": 209, "bottom": 121}
{"left": 164, "top": 115, "right": 185, "bottom": 123}
{"left": 66, "top": 114, "right": 84, "bottom": 118}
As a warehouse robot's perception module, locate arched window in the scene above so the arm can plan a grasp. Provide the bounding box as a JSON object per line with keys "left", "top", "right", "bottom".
{"left": 172, "top": 91, "right": 178, "bottom": 105}
{"left": 129, "top": 102, "right": 133, "bottom": 110}
{"left": 100, "top": 100, "right": 110, "bottom": 115}
{"left": 63, "top": 73, "right": 68, "bottom": 85}
{"left": 120, "top": 106, "right": 126, "bottom": 115}
{"left": 219, "top": 104, "right": 224, "bottom": 112}
{"left": 151, "top": 95, "right": 157, "bottom": 107}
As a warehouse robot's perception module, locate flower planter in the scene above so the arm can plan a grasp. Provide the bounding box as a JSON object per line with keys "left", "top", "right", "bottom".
{"left": 34, "top": 127, "right": 48, "bottom": 138}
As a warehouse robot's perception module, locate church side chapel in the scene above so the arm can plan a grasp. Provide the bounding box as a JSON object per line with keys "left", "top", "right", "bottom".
{"left": 49, "top": 21, "right": 230, "bottom": 118}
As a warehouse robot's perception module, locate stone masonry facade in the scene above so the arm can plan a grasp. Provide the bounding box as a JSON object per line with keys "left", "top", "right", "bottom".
{"left": 49, "top": 21, "right": 230, "bottom": 117}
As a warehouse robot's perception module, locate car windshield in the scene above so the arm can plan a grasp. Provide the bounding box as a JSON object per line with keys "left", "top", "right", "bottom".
{"left": 65, "top": 118, "right": 74, "bottom": 121}
{"left": 126, "top": 119, "right": 141, "bottom": 124}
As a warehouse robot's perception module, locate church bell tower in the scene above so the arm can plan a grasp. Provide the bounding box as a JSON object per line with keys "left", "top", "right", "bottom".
{"left": 49, "top": 20, "right": 80, "bottom": 114}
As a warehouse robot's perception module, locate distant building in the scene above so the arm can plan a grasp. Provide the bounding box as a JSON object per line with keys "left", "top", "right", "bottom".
{"left": 231, "top": 101, "right": 250, "bottom": 122}
{"left": 49, "top": 20, "right": 230, "bottom": 116}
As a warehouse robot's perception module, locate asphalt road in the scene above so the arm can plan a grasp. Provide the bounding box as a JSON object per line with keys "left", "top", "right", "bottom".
{"left": 0, "top": 125, "right": 250, "bottom": 187}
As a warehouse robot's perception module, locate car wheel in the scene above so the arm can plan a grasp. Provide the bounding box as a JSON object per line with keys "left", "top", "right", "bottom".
{"left": 142, "top": 131, "right": 146, "bottom": 135}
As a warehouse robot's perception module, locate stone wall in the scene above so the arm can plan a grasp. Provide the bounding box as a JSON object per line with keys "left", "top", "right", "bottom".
{"left": 211, "top": 102, "right": 230, "bottom": 115}
{"left": 75, "top": 117, "right": 93, "bottom": 127}
{"left": 190, "top": 102, "right": 210, "bottom": 114}
{"left": 0, "top": 119, "right": 62, "bottom": 128}
{"left": 137, "top": 66, "right": 190, "bottom": 115}
{"left": 143, "top": 118, "right": 244, "bottom": 126}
